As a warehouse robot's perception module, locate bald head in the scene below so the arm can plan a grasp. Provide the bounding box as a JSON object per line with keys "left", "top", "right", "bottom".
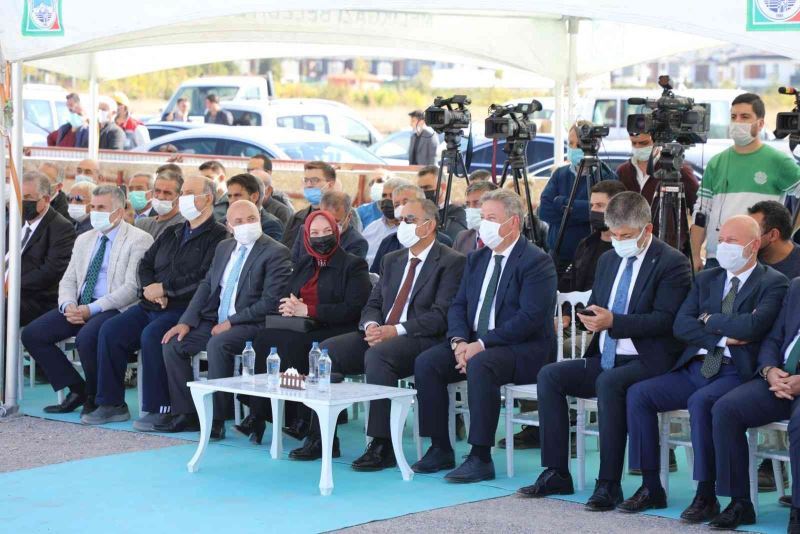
{"left": 718, "top": 215, "right": 761, "bottom": 273}
{"left": 76, "top": 159, "right": 100, "bottom": 181}
{"left": 227, "top": 199, "right": 261, "bottom": 227}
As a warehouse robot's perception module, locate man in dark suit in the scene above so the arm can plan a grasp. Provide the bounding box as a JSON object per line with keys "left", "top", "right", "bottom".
{"left": 281, "top": 161, "right": 336, "bottom": 249}
{"left": 289, "top": 199, "right": 465, "bottom": 468}
{"left": 17, "top": 171, "right": 76, "bottom": 326}
{"left": 38, "top": 162, "right": 70, "bottom": 221}
{"left": 291, "top": 190, "right": 367, "bottom": 263}
{"left": 621, "top": 215, "right": 788, "bottom": 522}
{"left": 417, "top": 165, "right": 468, "bottom": 242}
{"left": 158, "top": 200, "right": 292, "bottom": 438}
{"left": 712, "top": 278, "right": 800, "bottom": 533}
{"left": 518, "top": 192, "right": 692, "bottom": 510}
{"left": 370, "top": 227, "right": 453, "bottom": 274}
{"left": 452, "top": 181, "right": 498, "bottom": 255}
{"left": 221, "top": 173, "right": 283, "bottom": 241}
{"left": 412, "top": 189, "right": 557, "bottom": 482}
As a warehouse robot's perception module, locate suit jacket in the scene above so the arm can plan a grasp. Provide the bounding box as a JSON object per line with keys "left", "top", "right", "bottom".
{"left": 440, "top": 205, "right": 468, "bottom": 243}
{"left": 50, "top": 190, "right": 71, "bottom": 221}
{"left": 453, "top": 228, "right": 479, "bottom": 256}
{"left": 370, "top": 231, "right": 454, "bottom": 274}
{"left": 282, "top": 205, "right": 313, "bottom": 249}
{"left": 758, "top": 278, "right": 800, "bottom": 375}
{"left": 584, "top": 237, "right": 692, "bottom": 374}
{"left": 180, "top": 234, "right": 292, "bottom": 327}
{"left": 21, "top": 207, "right": 76, "bottom": 321}
{"left": 287, "top": 247, "right": 371, "bottom": 326}
{"left": 361, "top": 240, "right": 465, "bottom": 338}
{"left": 447, "top": 238, "right": 558, "bottom": 384}
{"left": 673, "top": 264, "right": 787, "bottom": 380}
{"left": 58, "top": 221, "right": 153, "bottom": 313}
{"left": 291, "top": 224, "right": 368, "bottom": 264}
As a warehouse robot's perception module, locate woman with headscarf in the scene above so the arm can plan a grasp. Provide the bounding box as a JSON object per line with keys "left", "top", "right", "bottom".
{"left": 237, "top": 210, "right": 371, "bottom": 444}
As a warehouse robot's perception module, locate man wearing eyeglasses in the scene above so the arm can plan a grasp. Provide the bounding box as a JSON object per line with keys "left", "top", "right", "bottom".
{"left": 66, "top": 182, "right": 95, "bottom": 236}
{"left": 280, "top": 161, "right": 336, "bottom": 250}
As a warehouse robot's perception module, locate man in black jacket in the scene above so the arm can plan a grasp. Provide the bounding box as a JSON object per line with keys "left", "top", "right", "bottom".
{"left": 86, "top": 175, "right": 229, "bottom": 427}
{"left": 281, "top": 161, "right": 337, "bottom": 249}
{"left": 290, "top": 190, "right": 367, "bottom": 263}
{"left": 221, "top": 173, "right": 283, "bottom": 241}
{"left": 289, "top": 199, "right": 466, "bottom": 469}
{"left": 38, "top": 162, "right": 70, "bottom": 221}
{"left": 18, "top": 171, "right": 76, "bottom": 326}
{"left": 417, "top": 166, "right": 468, "bottom": 242}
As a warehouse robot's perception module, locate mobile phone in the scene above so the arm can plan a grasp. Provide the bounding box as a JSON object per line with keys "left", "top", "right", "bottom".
{"left": 576, "top": 308, "right": 596, "bottom": 317}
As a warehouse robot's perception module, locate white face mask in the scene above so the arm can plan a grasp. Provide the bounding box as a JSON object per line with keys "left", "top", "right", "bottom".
{"left": 151, "top": 198, "right": 174, "bottom": 216}
{"left": 370, "top": 182, "right": 384, "bottom": 203}
{"left": 478, "top": 218, "right": 509, "bottom": 250}
{"left": 716, "top": 240, "right": 754, "bottom": 273}
{"left": 632, "top": 146, "right": 654, "bottom": 162}
{"left": 393, "top": 204, "right": 404, "bottom": 220}
{"left": 178, "top": 194, "right": 204, "bottom": 221}
{"left": 90, "top": 210, "right": 115, "bottom": 233}
{"left": 728, "top": 122, "right": 757, "bottom": 147}
{"left": 68, "top": 203, "right": 87, "bottom": 220}
{"left": 98, "top": 110, "right": 109, "bottom": 123}
{"left": 232, "top": 222, "right": 262, "bottom": 246}
{"left": 465, "top": 207, "right": 482, "bottom": 230}
{"left": 397, "top": 221, "right": 421, "bottom": 248}
{"left": 75, "top": 174, "right": 94, "bottom": 184}
{"left": 611, "top": 227, "right": 646, "bottom": 258}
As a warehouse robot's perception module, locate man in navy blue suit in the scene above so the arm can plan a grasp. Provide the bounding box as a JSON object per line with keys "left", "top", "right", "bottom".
{"left": 518, "top": 192, "right": 692, "bottom": 510}
{"left": 621, "top": 215, "right": 787, "bottom": 525}
{"left": 413, "top": 189, "right": 558, "bottom": 483}
{"left": 711, "top": 278, "right": 800, "bottom": 533}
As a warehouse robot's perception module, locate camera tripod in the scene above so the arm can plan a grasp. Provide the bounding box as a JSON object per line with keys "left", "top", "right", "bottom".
{"left": 434, "top": 129, "right": 469, "bottom": 231}
{"left": 647, "top": 143, "right": 695, "bottom": 263}
{"left": 497, "top": 140, "right": 545, "bottom": 246}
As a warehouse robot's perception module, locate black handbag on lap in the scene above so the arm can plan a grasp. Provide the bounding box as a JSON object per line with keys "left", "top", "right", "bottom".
{"left": 263, "top": 314, "right": 319, "bottom": 333}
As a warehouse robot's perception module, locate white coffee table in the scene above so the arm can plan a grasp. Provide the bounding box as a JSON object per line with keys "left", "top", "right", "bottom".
{"left": 186, "top": 375, "right": 416, "bottom": 495}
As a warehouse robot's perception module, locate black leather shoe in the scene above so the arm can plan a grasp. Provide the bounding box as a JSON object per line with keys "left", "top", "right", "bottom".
{"left": 708, "top": 499, "right": 756, "bottom": 530}
{"left": 411, "top": 446, "right": 456, "bottom": 474}
{"left": 584, "top": 480, "right": 623, "bottom": 512}
{"left": 79, "top": 396, "right": 97, "bottom": 417}
{"left": 781, "top": 495, "right": 793, "bottom": 508}
{"left": 617, "top": 485, "right": 667, "bottom": 513}
{"left": 248, "top": 419, "right": 266, "bottom": 445}
{"left": 288, "top": 437, "right": 341, "bottom": 461}
{"left": 44, "top": 391, "right": 86, "bottom": 414}
{"left": 211, "top": 420, "right": 225, "bottom": 441}
{"left": 234, "top": 414, "right": 257, "bottom": 437}
{"left": 789, "top": 507, "right": 800, "bottom": 534}
{"left": 680, "top": 495, "right": 720, "bottom": 523}
{"left": 282, "top": 418, "right": 309, "bottom": 441}
{"left": 444, "top": 455, "right": 495, "bottom": 483}
{"left": 517, "top": 468, "right": 575, "bottom": 497}
{"left": 352, "top": 439, "right": 396, "bottom": 471}
{"left": 153, "top": 413, "right": 200, "bottom": 433}
{"left": 498, "top": 425, "right": 540, "bottom": 449}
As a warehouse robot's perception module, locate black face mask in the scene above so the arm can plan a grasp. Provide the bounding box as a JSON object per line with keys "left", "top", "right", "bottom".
{"left": 589, "top": 211, "right": 608, "bottom": 233}
{"left": 22, "top": 200, "right": 41, "bottom": 222}
{"left": 379, "top": 198, "right": 395, "bottom": 220}
{"left": 310, "top": 234, "right": 337, "bottom": 256}
{"left": 423, "top": 189, "right": 437, "bottom": 203}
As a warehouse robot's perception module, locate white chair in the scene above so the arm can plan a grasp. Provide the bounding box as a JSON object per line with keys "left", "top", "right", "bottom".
{"left": 658, "top": 410, "right": 696, "bottom": 495}
{"left": 505, "top": 290, "right": 591, "bottom": 478}
{"left": 748, "top": 421, "right": 790, "bottom": 516}
{"left": 448, "top": 381, "right": 470, "bottom": 449}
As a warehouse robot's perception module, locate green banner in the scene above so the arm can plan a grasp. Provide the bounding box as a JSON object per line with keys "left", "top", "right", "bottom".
{"left": 21, "top": 0, "right": 64, "bottom": 37}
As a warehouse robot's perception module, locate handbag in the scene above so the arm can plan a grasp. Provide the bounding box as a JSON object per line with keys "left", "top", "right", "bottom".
{"left": 263, "top": 314, "right": 320, "bottom": 333}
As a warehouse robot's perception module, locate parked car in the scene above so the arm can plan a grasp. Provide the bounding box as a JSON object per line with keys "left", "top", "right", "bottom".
{"left": 468, "top": 134, "right": 566, "bottom": 175}
{"left": 527, "top": 151, "right": 704, "bottom": 181}
{"left": 134, "top": 126, "right": 388, "bottom": 164}
{"left": 221, "top": 99, "right": 382, "bottom": 147}
{"left": 23, "top": 84, "right": 69, "bottom": 147}
{"left": 145, "top": 121, "right": 204, "bottom": 140}
{"left": 160, "top": 76, "right": 270, "bottom": 121}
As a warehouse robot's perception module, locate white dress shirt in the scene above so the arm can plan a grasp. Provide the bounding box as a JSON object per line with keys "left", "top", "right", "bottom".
{"left": 696, "top": 263, "right": 757, "bottom": 359}
{"left": 599, "top": 236, "right": 653, "bottom": 355}
{"left": 633, "top": 161, "right": 650, "bottom": 190}
{"left": 363, "top": 218, "right": 397, "bottom": 266}
{"left": 474, "top": 237, "right": 519, "bottom": 340}
{"left": 5, "top": 213, "right": 45, "bottom": 280}
{"left": 219, "top": 242, "right": 254, "bottom": 318}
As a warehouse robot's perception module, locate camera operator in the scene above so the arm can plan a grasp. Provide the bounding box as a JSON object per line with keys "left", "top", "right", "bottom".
{"left": 540, "top": 121, "right": 618, "bottom": 272}
{"left": 690, "top": 93, "right": 800, "bottom": 271}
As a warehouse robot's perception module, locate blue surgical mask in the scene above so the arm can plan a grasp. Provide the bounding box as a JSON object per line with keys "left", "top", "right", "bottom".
{"left": 67, "top": 112, "right": 83, "bottom": 129}
{"left": 90, "top": 210, "right": 114, "bottom": 232}
{"left": 304, "top": 187, "right": 322, "bottom": 205}
{"left": 568, "top": 148, "right": 584, "bottom": 169}
{"left": 128, "top": 191, "right": 148, "bottom": 212}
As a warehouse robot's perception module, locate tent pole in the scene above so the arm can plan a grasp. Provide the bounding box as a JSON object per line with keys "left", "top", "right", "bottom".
{"left": 0, "top": 58, "right": 7, "bottom": 406}
{"left": 88, "top": 53, "right": 99, "bottom": 160}
{"left": 2, "top": 61, "right": 23, "bottom": 417}
{"left": 553, "top": 81, "right": 565, "bottom": 164}
{"left": 567, "top": 17, "right": 579, "bottom": 125}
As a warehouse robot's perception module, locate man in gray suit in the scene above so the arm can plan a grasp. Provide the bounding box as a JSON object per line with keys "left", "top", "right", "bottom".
{"left": 23, "top": 185, "right": 153, "bottom": 415}
{"left": 157, "top": 200, "right": 292, "bottom": 438}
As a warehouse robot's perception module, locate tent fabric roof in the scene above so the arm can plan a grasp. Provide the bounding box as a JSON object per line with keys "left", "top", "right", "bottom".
{"left": 5, "top": 2, "right": 791, "bottom": 81}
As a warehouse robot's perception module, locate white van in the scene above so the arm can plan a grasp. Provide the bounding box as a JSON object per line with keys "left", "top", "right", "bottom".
{"left": 160, "top": 76, "right": 270, "bottom": 121}
{"left": 23, "top": 84, "right": 69, "bottom": 146}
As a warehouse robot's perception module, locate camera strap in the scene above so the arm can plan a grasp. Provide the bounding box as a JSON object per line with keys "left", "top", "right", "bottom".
{"left": 465, "top": 121, "right": 474, "bottom": 178}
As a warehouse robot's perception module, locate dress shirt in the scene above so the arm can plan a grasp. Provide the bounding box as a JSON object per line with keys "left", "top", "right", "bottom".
{"left": 696, "top": 262, "right": 756, "bottom": 359}
{"left": 363, "top": 218, "right": 397, "bottom": 266}
{"left": 473, "top": 237, "right": 520, "bottom": 344}
{"left": 5, "top": 214, "right": 44, "bottom": 281}
{"left": 599, "top": 235, "right": 653, "bottom": 355}
{"left": 633, "top": 161, "right": 650, "bottom": 190}
{"left": 83, "top": 224, "right": 121, "bottom": 316}
{"left": 219, "top": 242, "right": 254, "bottom": 319}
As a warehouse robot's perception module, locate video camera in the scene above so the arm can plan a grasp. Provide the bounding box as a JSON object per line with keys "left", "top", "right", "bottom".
{"left": 774, "top": 86, "right": 800, "bottom": 153}
{"left": 626, "top": 75, "right": 710, "bottom": 146}
{"left": 484, "top": 100, "right": 541, "bottom": 141}
{"left": 576, "top": 123, "right": 609, "bottom": 156}
{"left": 425, "top": 95, "right": 472, "bottom": 133}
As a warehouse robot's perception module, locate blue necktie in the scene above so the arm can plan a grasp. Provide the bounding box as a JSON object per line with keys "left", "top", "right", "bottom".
{"left": 601, "top": 256, "right": 637, "bottom": 370}
{"left": 218, "top": 246, "right": 248, "bottom": 322}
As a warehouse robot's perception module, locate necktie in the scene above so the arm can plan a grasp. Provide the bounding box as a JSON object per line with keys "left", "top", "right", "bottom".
{"left": 601, "top": 256, "right": 637, "bottom": 370}
{"left": 386, "top": 257, "right": 422, "bottom": 325}
{"left": 476, "top": 237, "right": 485, "bottom": 249}
{"left": 80, "top": 235, "right": 109, "bottom": 305}
{"left": 476, "top": 255, "right": 505, "bottom": 338}
{"left": 701, "top": 277, "right": 740, "bottom": 378}
{"left": 783, "top": 332, "right": 800, "bottom": 375}
{"left": 20, "top": 226, "right": 32, "bottom": 251}
{"left": 218, "top": 246, "right": 249, "bottom": 322}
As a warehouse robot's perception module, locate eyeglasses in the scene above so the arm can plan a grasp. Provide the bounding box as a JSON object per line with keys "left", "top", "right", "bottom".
{"left": 75, "top": 168, "right": 95, "bottom": 175}
{"left": 303, "top": 177, "right": 322, "bottom": 186}
{"left": 399, "top": 216, "right": 430, "bottom": 225}
{"left": 68, "top": 195, "right": 85, "bottom": 202}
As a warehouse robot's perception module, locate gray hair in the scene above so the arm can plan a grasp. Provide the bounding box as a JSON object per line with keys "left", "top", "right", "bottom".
{"left": 130, "top": 172, "right": 155, "bottom": 190}
{"left": 69, "top": 181, "right": 94, "bottom": 197}
{"left": 466, "top": 180, "right": 498, "bottom": 196}
{"left": 155, "top": 167, "right": 184, "bottom": 191}
{"left": 480, "top": 189, "right": 524, "bottom": 220}
{"left": 92, "top": 185, "right": 126, "bottom": 210}
{"left": 384, "top": 177, "right": 411, "bottom": 192}
{"left": 405, "top": 198, "right": 440, "bottom": 225}
{"left": 321, "top": 190, "right": 352, "bottom": 215}
{"left": 195, "top": 175, "right": 218, "bottom": 204}
{"left": 23, "top": 171, "right": 52, "bottom": 198}
{"left": 392, "top": 184, "right": 425, "bottom": 202}
{"left": 604, "top": 191, "right": 651, "bottom": 230}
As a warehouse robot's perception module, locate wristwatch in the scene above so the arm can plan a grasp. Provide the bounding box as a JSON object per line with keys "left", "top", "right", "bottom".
{"left": 761, "top": 366, "right": 774, "bottom": 380}
{"left": 698, "top": 313, "right": 710, "bottom": 324}
{"left": 450, "top": 337, "right": 465, "bottom": 351}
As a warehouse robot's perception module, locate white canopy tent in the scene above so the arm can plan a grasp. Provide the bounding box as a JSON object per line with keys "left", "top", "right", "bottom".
{"left": 1, "top": 1, "right": 799, "bottom": 413}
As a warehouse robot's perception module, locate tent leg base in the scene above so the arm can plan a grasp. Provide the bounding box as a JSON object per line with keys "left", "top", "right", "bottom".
{"left": 0, "top": 404, "right": 21, "bottom": 419}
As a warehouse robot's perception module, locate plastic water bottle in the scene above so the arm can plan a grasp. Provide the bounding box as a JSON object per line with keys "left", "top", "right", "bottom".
{"left": 318, "top": 348, "right": 331, "bottom": 393}
{"left": 307, "top": 342, "right": 321, "bottom": 385}
{"left": 241, "top": 341, "right": 256, "bottom": 379}
{"left": 266, "top": 347, "right": 280, "bottom": 390}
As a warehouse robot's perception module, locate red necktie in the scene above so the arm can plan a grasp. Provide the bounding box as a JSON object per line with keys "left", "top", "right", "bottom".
{"left": 386, "top": 257, "right": 422, "bottom": 325}
{"left": 477, "top": 237, "right": 485, "bottom": 249}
